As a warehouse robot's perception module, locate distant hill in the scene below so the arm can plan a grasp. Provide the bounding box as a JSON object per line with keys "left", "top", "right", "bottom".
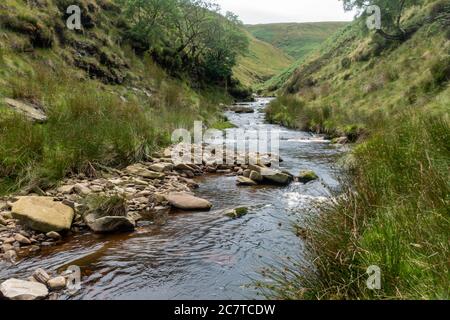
{"left": 246, "top": 22, "right": 349, "bottom": 60}
{"left": 233, "top": 31, "right": 293, "bottom": 88}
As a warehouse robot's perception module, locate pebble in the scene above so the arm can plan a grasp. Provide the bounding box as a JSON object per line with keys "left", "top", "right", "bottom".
{"left": 46, "top": 231, "right": 61, "bottom": 240}
{"left": 47, "top": 276, "right": 66, "bottom": 290}
{"left": 28, "top": 245, "right": 40, "bottom": 253}
{"left": 4, "top": 249, "right": 17, "bottom": 262}
{"left": 14, "top": 234, "right": 31, "bottom": 245}
{"left": 2, "top": 243, "right": 14, "bottom": 253}
{"left": 4, "top": 237, "right": 15, "bottom": 244}
{"left": 33, "top": 268, "right": 50, "bottom": 284}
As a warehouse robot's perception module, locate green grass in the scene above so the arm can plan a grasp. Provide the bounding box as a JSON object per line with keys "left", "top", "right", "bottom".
{"left": 245, "top": 22, "right": 348, "bottom": 93}
{"left": 260, "top": 112, "right": 450, "bottom": 300}
{"left": 84, "top": 194, "right": 128, "bottom": 218}
{"left": 0, "top": 61, "right": 225, "bottom": 192}
{"left": 246, "top": 22, "right": 349, "bottom": 60}
{"left": 234, "top": 30, "right": 293, "bottom": 89}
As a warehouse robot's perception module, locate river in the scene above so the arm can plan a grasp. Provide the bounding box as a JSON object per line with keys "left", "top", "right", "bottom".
{"left": 0, "top": 98, "right": 346, "bottom": 300}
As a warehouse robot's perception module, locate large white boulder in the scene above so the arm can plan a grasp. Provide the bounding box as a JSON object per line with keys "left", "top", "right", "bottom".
{"left": 165, "top": 192, "right": 212, "bottom": 211}
{"left": 0, "top": 279, "right": 48, "bottom": 300}
{"left": 11, "top": 197, "right": 74, "bottom": 233}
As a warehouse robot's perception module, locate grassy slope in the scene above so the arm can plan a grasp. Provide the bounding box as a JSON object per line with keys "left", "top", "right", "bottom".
{"left": 233, "top": 30, "right": 293, "bottom": 89}
{"left": 0, "top": 0, "right": 231, "bottom": 193}
{"left": 246, "top": 22, "right": 348, "bottom": 92}
{"left": 263, "top": 0, "right": 450, "bottom": 300}
{"left": 246, "top": 22, "right": 349, "bottom": 60}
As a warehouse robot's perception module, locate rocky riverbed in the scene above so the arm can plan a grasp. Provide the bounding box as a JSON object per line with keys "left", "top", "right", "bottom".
{"left": 0, "top": 141, "right": 312, "bottom": 299}
{"left": 0, "top": 98, "right": 346, "bottom": 300}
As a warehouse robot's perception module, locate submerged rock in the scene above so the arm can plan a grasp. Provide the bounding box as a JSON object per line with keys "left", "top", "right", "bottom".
{"left": 11, "top": 197, "right": 75, "bottom": 233}
{"left": 0, "top": 278, "right": 48, "bottom": 300}
{"left": 165, "top": 192, "right": 212, "bottom": 211}
{"left": 225, "top": 207, "right": 249, "bottom": 219}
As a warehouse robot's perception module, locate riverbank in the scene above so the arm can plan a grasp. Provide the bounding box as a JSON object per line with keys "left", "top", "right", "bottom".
{"left": 261, "top": 107, "right": 450, "bottom": 300}
{"left": 0, "top": 142, "right": 258, "bottom": 299}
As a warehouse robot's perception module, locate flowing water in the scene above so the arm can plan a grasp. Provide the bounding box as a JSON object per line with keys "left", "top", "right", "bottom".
{"left": 0, "top": 98, "right": 346, "bottom": 300}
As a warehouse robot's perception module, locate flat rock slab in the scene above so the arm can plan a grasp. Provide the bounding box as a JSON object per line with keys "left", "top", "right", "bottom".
{"left": 125, "top": 164, "right": 165, "bottom": 179}
{"left": 165, "top": 192, "right": 212, "bottom": 211}
{"left": 11, "top": 197, "right": 75, "bottom": 233}
{"left": 149, "top": 163, "right": 173, "bottom": 172}
{"left": 3, "top": 98, "right": 47, "bottom": 123}
{"left": 0, "top": 279, "right": 48, "bottom": 300}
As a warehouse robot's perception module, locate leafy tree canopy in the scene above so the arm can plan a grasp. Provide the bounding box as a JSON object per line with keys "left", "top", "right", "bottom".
{"left": 117, "top": 0, "right": 249, "bottom": 85}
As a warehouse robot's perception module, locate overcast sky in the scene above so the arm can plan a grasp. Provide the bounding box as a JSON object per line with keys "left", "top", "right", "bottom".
{"left": 215, "top": 0, "right": 356, "bottom": 25}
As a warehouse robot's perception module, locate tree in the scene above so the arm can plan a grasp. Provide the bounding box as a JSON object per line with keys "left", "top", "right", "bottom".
{"left": 202, "top": 12, "right": 248, "bottom": 83}
{"left": 118, "top": 0, "right": 249, "bottom": 86}
{"left": 118, "top": 0, "right": 179, "bottom": 47}
{"left": 341, "top": 0, "right": 422, "bottom": 40}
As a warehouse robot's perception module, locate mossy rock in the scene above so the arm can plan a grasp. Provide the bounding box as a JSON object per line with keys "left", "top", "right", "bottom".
{"left": 298, "top": 170, "right": 319, "bottom": 183}
{"left": 225, "top": 207, "right": 249, "bottom": 219}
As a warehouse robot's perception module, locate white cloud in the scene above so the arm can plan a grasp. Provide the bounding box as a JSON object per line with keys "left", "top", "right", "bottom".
{"left": 215, "top": 0, "right": 356, "bottom": 24}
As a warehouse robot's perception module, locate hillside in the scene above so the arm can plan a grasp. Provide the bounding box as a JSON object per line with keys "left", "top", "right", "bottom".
{"left": 246, "top": 22, "right": 349, "bottom": 60}
{"left": 0, "top": 0, "right": 242, "bottom": 193}
{"left": 233, "top": 31, "right": 293, "bottom": 88}
{"left": 264, "top": 0, "right": 450, "bottom": 300}
{"left": 246, "top": 22, "right": 348, "bottom": 92}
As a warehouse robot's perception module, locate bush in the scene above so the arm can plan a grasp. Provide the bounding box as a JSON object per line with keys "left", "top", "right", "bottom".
{"left": 430, "top": 55, "right": 450, "bottom": 86}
